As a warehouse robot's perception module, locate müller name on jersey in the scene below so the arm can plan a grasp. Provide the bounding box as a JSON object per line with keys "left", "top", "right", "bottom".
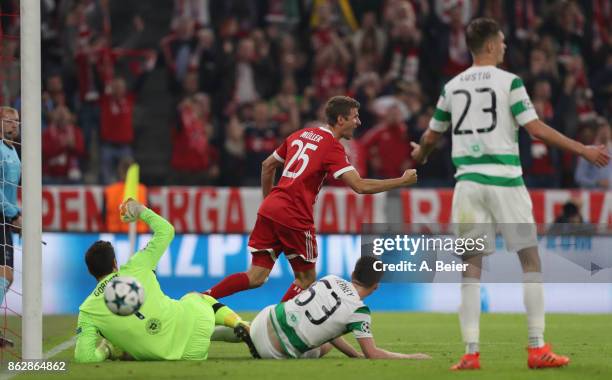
{"left": 300, "top": 130, "right": 324, "bottom": 143}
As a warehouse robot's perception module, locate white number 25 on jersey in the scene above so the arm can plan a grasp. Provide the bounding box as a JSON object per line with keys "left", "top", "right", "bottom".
{"left": 282, "top": 140, "right": 318, "bottom": 179}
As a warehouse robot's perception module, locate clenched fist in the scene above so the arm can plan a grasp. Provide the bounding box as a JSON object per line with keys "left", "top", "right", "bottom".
{"left": 401, "top": 169, "right": 418, "bottom": 186}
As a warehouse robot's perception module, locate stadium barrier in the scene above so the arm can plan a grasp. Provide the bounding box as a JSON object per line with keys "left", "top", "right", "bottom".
{"left": 41, "top": 187, "right": 612, "bottom": 233}
{"left": 41, "top": 186, "right": 386, "bottom": 233}
{"left": 401, "top": 189, "right": 612, "bottom": 225}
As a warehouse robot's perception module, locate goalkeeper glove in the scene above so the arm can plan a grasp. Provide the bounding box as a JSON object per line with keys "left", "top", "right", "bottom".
{"left": 119, "top": 198, "right": 146, "bottom": 223}
{"left": 97, "top": 339, "right": 126, "bottom": 361}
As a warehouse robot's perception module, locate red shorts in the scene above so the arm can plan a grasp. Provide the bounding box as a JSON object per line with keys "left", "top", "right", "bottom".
{"left": 248, "top": 214, "right": 317, "bottom": 272}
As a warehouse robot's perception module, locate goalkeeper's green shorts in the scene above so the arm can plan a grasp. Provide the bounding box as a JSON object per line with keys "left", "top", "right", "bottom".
{"left": 180, "top": 293, "right": 215, "bottom": 360}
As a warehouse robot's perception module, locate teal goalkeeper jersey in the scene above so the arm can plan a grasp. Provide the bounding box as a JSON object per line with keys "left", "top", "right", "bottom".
{"left": 74, "top": 209, "right": 201, "bottom": 362}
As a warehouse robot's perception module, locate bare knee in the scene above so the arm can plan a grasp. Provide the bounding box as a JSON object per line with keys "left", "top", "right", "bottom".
{"left": 462, "top": 255, "right": 483, "bottom": 280}
{"left": 0, "top": 266, "right": 13, "bottom": 286}
{"left": 246, "top": 264, "right": 271, "bottom": 288}
{"left": 518, "top": 247, "right": 541, "bottom": 273}
{"left": 294, "top": 269, "right": 316, "bottom": 289}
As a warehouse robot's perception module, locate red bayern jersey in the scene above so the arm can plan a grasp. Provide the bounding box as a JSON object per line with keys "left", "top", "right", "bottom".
{"left": 100, "top": 93, "right": 135, "bottom": 144}
{"left": 258, "top": 126, "right": 355, "bottom": 230}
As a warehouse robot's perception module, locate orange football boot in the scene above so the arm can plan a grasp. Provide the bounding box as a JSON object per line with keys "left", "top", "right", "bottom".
{"left": 450, "top": 352, "right": 481, "bottom": 370}
{"left": 527, "top": 344, "right": 570, "bottom": 369}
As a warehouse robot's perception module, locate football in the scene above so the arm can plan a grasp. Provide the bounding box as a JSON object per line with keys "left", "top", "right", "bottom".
{"left": 103, "top": 276, "right": 145, "bottom": 316}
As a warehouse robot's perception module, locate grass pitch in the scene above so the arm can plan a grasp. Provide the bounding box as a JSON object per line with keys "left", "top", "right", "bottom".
{"left": 3, "top": 313, "right": 611, "bottom": 380}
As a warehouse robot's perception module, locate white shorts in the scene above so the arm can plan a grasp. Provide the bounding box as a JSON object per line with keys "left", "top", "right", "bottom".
{"left": 250, "top": 305, "right": 321, "bottom": 359}
{"left": 451, "top": 180, "right": 537, "bottom": 253}
{"left": 251, "top": 306, "right": 286, "bottom": 359}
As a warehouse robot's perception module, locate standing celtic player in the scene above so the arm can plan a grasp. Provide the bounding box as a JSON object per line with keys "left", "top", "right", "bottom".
{"left": 411, "top": 18, "right": 609, "bottom": 370}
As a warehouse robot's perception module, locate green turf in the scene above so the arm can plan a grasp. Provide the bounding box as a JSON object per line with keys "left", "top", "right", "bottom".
{"left": 4, "top": 313, "right": 612, "bottom": 380}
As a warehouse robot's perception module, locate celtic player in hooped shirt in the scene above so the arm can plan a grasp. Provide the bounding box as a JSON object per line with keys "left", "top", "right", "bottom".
{"left": 247, "top": 256, "right": 430, "bottom": 360}
{"left": 411, "top": 18, "right": 609, "bottom": 370}
{"left": 74, "top": 199, "right": 253, "bottom": 362}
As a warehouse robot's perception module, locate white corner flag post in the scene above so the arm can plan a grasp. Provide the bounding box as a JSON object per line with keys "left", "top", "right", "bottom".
{"left": 21, "top": 0, "right": 43, "bottom": 360}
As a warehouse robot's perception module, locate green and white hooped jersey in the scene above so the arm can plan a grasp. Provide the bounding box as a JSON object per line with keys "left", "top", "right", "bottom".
{"left": 269, "top": 275, "right": 372, "bottom": 358}
{"left": 430, "top": 66, "right": 538, "bottom": 186}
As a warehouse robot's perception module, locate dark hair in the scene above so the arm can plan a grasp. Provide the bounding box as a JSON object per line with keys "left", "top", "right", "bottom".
{"left": 352, "top": 256, "right": 384, "bottom": 288}
{"left": 562, "top": 202, "right": 580, "bottom": 219}
{"left": 85, "top": 241, "right": 116, "bottom": 279}
{"left": 465, "top": 18, "right": 501, "bottom": 55}
{"left": 325, "top": 96, "right": 360, "bottom": 126}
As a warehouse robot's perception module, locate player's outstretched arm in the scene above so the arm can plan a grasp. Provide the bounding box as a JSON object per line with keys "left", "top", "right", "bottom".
{"left": 120, "top": 198, "right": 175, "bottom": 270}
{"left": 340, "top": 169, "right": 417, "bottom": 194}
{"left": 357, "top": 337, "right": 431, "bottom": 360}
{"left": 411, "top": 128, "right": 444, "bottom": 165}
{"left": 330, "top": 336, "right": 363, "bottom": 358}
{"left": 523, "top": 119, "right": 610, "bottom": 167}
{"left": 261, "top": 154, "right": 284, "bottom": 198}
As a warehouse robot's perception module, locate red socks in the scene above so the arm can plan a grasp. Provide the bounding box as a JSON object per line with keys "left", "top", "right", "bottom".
{"left": 281, "top": 282, "right": 304, "bottom": 302}
{"left": 205, "top": 274, "right": 304, "bottom": 302}
{"left": 205, "top": 272, "right": 250, "bottom": 299}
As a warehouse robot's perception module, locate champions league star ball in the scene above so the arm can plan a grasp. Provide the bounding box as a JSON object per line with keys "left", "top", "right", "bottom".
{"left": 103, "top": 276, "right": 145, "bottom": 316}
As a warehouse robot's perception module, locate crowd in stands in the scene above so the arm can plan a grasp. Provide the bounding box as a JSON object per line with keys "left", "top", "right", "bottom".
{"left": 0, "top": 0, "right": 610, "bottom": 189}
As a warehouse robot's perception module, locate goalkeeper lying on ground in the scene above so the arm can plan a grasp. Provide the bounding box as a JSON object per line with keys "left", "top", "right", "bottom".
{"left": 74, "top": 199, "right": 254, "bottom": 362}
